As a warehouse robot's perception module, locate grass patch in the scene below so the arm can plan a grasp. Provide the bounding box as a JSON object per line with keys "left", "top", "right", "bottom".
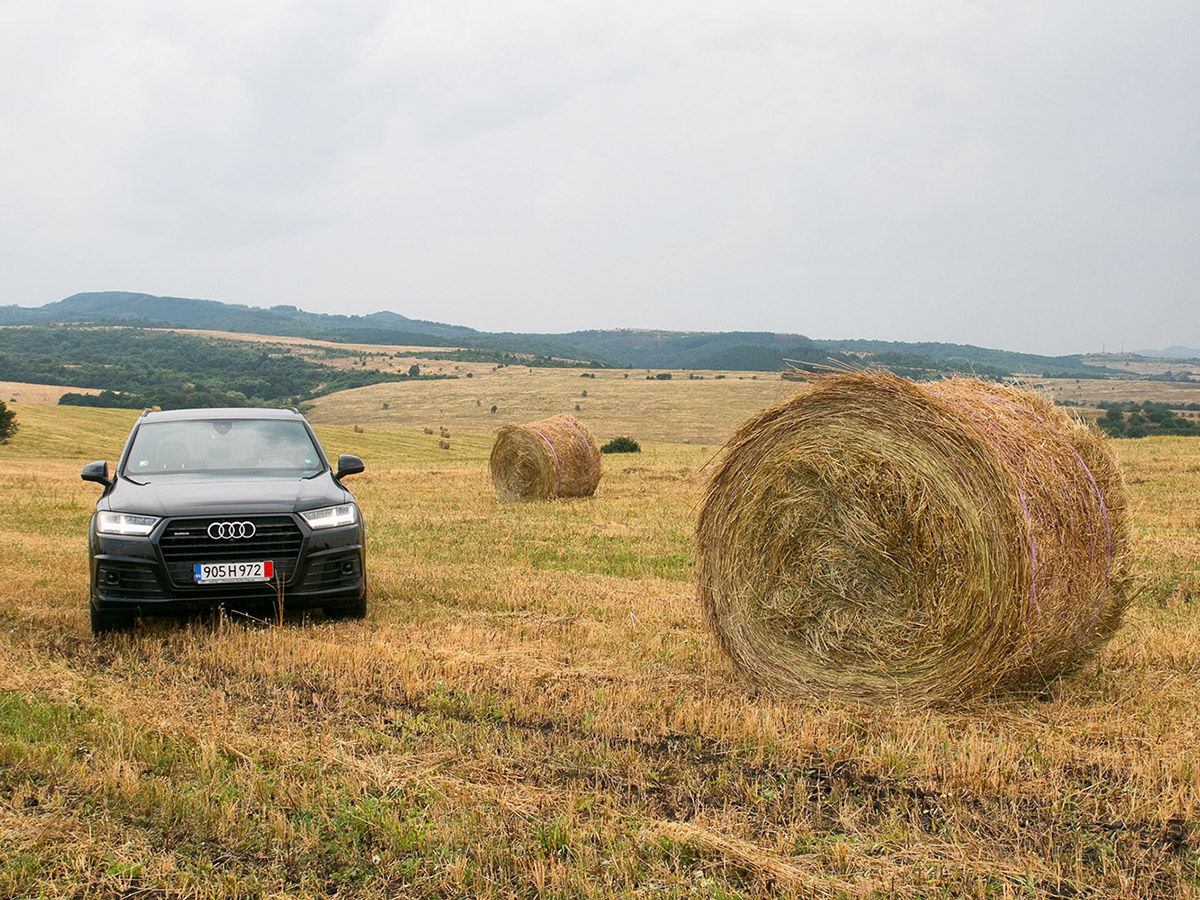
{"left": 1, "top": 400, "right": 1199, "bottom": 897}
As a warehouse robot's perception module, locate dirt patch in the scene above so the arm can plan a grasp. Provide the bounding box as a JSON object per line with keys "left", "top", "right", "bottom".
{"left": 0, "top": 382, "right": 99, "bottom": 404}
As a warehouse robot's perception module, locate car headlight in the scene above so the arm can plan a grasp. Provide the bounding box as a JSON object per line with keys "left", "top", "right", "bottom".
{"left": 299, "top": 503, "right": 358, "bottom": 529}
{"left": 96, "top": 511, "right": 161, "bottom": 536}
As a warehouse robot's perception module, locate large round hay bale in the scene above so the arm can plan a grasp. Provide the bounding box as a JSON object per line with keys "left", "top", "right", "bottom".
{"left": 490, "top": 415, "right": 601, "bottom": 501}
{"left": 696, "top": 372, "right": 1131, "bottom": 704}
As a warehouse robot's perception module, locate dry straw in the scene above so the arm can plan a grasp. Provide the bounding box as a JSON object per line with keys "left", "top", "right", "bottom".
{"left": 490, "top": 415, "right": 601, "bottom": 501}
{"left": 696, "top": 372, "right": 1131, "bottom": 704}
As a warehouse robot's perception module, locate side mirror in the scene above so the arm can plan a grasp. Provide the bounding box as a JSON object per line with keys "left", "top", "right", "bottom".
{"left": 334, "top": 454, "right": 365, "bottom": 480}
{"left": 81, "top": 460, "right": 112, "bottom": 488}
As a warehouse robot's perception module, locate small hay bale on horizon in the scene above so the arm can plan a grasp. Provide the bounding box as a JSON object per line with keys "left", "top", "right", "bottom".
{"left": 438, "top": 439, "right": 450, "bottom": 450}
{"left": 490, "top": 415, "right": 601, "bottom": 502}
{"left": 696, "top": 371, "right": 1132, "bottom": 704}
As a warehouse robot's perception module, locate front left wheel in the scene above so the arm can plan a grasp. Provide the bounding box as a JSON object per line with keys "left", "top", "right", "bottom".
{"left": 323, "top": 594, "right": 367, "bottom": 620}
{"left": 90, "top": 601, "right": 135, "bottom": 636}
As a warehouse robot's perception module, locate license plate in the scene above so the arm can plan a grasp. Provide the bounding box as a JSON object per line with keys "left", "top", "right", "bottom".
{"left": 193, "top": 561, "right": 274, "bottom": 584}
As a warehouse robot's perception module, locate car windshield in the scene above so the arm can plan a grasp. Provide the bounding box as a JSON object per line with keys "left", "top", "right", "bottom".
{"left": 122, "top": 419, "right": 324, "bottom": 478}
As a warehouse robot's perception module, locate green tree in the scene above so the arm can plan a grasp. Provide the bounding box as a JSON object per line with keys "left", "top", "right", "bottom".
{"left": 0, "top": 400, "right": 16, "bottom": 443}
{"left": 1100, "top": 408, "right": 1126, "bottom": 437}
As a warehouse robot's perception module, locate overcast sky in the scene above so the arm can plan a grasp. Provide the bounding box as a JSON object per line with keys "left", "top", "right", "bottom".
{"left": 1, "top": 2, "right": 1196, "bottom": 355}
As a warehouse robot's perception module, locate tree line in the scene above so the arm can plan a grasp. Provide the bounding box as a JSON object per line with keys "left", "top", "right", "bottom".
{"left": 0, "top": 326, "right": 452, "bottom": 410}
{"left": 1097, "top": 403, "right": 1200, "bottom": 437}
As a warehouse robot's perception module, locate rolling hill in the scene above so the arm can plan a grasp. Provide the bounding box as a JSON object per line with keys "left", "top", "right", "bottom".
{"left": 0, "top": 290, "right": 1146, "bottom": 378}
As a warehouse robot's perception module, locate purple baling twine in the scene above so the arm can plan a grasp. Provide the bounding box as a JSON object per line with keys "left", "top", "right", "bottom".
{"left": 530, "top": 427, "right": 562, "bottom": 498}
{"left": 555, "top": 416, "right": 597, "bottom": 481}
{"left": 930, "top": 390, "right": 1044, "bottom": 612}
{"left": 1015, "top": 486, "right": 1039, "bottom": 616}
{"left": 939, "top": 386, "right": 1113, "bottom": 640}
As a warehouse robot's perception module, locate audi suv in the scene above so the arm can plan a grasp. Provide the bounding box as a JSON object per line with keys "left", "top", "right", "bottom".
{"left": 82, "top": 407, "right": 366, "bottom": 633}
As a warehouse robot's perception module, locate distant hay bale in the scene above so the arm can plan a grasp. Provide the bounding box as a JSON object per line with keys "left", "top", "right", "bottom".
{"left": 490, "top": 415, "right": 601, "bottom": 501}
{"left": 423, "top": 427, "right": 435, "bottom": 435}
{"left": 440, "top": 428, "right": 451, "bottom": 438}
{"left": 696, "top": 372, "right": 1131, "bottom": 704}
{"left": 438, "top": 439, "right": 451, "bottom": 450}
{"left": 353, "top": 425, "right": 364, "bottom": 433}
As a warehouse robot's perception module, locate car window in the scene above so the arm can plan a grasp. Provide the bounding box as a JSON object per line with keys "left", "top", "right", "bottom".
{"left": 123, "top": 419, "right": 324, "bottom": 477}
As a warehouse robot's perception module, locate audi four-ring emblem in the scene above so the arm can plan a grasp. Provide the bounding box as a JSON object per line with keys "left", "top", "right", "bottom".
{"left": 208, "top": 521, "right": 256, "bottom": 540}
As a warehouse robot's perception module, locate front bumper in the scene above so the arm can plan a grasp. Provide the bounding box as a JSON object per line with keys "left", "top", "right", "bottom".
{"left": 89, "top": 515, "right": 365, "bottom": 618}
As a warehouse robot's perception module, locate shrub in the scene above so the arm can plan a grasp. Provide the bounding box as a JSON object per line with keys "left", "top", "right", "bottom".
{"left": 0, "top": 400, "right": 16, "bottom": 443}
{"left": 601, "top": 436, "right": 640, "bottom": 454}
{"left": 408, "top": 364, "right": 420, "bottom": 376}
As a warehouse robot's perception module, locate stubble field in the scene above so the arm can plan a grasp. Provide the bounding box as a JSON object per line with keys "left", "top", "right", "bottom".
{"left": 1, "top": 375, "right": 1198, "bottom": 899}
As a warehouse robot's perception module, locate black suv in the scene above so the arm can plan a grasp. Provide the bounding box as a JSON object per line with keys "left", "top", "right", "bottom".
{"left": 82, "top": 407, "right": 366, "bottom": 633}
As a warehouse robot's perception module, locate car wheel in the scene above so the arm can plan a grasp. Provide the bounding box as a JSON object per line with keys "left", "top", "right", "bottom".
{"left": 90, "top": 602, "right": 135, "bottom": 636}
{"left": 324, "top": 594, "right": 367, "bottom": 621}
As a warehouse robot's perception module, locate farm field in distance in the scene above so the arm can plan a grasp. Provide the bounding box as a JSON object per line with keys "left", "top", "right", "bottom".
{"left": 1, "top": 375, "right": 1199, "bottom": 898}
{"left": 1033, "top": 377, "right": 1200, "bottom": 413}
{"left": 306, "top": 363, "right": 793, "bottom": 446}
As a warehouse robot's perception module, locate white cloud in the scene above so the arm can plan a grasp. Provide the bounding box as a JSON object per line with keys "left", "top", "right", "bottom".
{"left": 1, "top": 0, "right": 1196, "bottom": 353}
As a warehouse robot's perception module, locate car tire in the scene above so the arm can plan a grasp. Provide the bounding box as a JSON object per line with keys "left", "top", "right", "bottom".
{"left": 90, "top": 602, "right": 135, "bottom": 636}
{"left": 324, "top": 594, "right": 367, "bottom": 621}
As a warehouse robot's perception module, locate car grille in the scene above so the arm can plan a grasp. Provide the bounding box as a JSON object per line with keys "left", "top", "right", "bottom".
{"left": 159, "top": 516, "right": 304, "bottom": 587}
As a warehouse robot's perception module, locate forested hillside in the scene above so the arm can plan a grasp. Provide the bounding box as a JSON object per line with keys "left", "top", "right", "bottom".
{"left": 0, "top": 291, "right": 1151, "bottom": 378}
{"left": 0, "top": 326, "right": 447, "bottom": 409}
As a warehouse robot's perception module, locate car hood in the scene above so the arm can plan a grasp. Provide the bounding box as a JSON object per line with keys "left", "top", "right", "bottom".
{"left": 100, "top": 473, "right": 352, "bottom": 518}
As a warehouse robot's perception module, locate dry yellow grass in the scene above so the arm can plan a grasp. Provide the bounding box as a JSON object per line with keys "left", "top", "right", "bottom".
{"left": 1033, "top": 377, "right": 1200, "bottom": 410}
{"left": 0, "top": 382, "right": 100, "bottom": 404}
{"left": 142, "top": 326, "right": 462, "bottom": 356}
{"left": 0, "top": 400, "right": 1197, "bottom": 898}
{"left": 309, "top": 366, "right": 792, "bottom": 445}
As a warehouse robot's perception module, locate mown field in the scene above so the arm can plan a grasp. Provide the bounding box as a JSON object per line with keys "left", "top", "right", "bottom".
{"left": 1033, "top": 378, "right": 1200, "bottom": 412}
{"left": 305, "top": 362, "right": 793, "bottom": 446}
{"left": 1, "top": 388, "right": 1199, "bottom": 899}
